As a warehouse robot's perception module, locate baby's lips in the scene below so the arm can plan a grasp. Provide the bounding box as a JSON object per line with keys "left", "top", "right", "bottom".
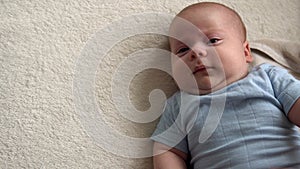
{"left": 193, "top": 65, "right": 207, "bottom": 74}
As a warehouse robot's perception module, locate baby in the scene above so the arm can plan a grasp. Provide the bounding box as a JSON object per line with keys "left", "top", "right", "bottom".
{"left": 151, "top": 2, "right": 300, "bottom": 169}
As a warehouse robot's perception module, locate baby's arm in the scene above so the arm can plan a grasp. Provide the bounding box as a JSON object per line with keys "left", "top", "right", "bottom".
{"left": 288, "top": 98, "right": 300, "bottom": 127}
{"left": 153, "top": 142, "right": 188, "bottom": 169}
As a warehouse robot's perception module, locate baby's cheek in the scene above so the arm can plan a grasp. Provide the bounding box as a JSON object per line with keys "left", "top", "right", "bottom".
{"left": 172, "top": 58, "right": 191, "bottom": 75}
{"left": 172, "top": 61, "right": 198, "bottom": 91}
{"left": 172, "top": 61, "right": 187, "bottom": 81}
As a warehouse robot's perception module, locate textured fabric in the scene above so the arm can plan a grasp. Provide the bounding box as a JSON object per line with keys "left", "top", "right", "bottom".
{"left": 250, "top": 39, "right": 300, "bottom": 79}
{"left": 151, "top": 63, "right": 300, "bottom": 169}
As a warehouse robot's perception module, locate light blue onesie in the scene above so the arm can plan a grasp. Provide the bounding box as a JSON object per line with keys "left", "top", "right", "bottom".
{"left": 151, "top": 63, "right": 300, "bottom": 169}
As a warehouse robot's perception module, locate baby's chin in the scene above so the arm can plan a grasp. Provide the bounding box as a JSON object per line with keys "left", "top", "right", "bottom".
{"left": 179, "top": 80, "right": 230, "bottom": 95}
{"left": 178, "top": 85, "right": 213, "bottom": 95}
{"left": 173, "top": 69, "right": 235, "bottom": 95}
{"left": 189, "top": 90, "right": 211, "bottom": 95}
{"left": 180, "top": 88, "right": 215, "bottom": 96}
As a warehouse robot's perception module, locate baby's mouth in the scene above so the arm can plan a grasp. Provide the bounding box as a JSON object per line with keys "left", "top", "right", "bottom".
{"left": 193, "top": 65, "right": 207, "bottom": 74}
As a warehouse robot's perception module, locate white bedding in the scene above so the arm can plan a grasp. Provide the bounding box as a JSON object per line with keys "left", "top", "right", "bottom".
{"left": 251, "top": 39, "right": 300, "bottom": 79}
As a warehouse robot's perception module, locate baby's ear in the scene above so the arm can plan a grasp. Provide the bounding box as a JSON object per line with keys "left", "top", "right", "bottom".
{"left": 243, "top": 41, "right": 253, "bottom": 63}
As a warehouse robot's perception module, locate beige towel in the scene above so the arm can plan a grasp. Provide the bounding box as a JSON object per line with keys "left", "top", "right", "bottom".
{"left": 250, "top": 39, "right": 300, "bottom": 79}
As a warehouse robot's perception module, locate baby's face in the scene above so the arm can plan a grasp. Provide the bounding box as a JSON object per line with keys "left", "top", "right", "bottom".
{"left": 169, "top": 6, "right": 252, "bottom": 94}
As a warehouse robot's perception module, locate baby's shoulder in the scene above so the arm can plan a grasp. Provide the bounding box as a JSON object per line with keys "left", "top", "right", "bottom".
{"left": 251, "top": 63, "right": 287, "bottom": 74}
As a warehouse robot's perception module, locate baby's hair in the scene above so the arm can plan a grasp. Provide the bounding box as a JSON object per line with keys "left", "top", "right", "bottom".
{"left": 177, "top": 2, "right": 247, "bottom": 42}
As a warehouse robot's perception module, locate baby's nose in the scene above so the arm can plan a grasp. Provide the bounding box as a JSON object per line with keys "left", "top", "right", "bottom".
{"left": 190, "top": 44, "right": 207, "bottom": 60}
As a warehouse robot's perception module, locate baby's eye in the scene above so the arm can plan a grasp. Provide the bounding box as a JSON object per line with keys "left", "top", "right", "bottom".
{"left": 208, "top": 38, "right": 221, "bottom": 45}
{"left": 176, "top": 47, "right": 190, "bottom": 55}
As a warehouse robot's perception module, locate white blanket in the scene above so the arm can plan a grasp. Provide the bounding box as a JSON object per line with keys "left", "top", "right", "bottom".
{"left": 251, "top": 39, "right": 300, "bottom": 79}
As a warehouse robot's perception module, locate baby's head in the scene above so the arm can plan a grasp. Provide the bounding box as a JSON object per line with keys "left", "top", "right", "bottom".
{"left": 169, "top": 2, "right": 253, "bottom": 95}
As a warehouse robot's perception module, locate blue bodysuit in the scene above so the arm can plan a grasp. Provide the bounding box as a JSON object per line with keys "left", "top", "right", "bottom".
{"left": 151, "top": 63, "right": 300, "bottom": 169}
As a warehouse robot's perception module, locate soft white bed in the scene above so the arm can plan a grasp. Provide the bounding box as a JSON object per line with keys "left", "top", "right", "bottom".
{"left": 251, "top": 39, "right": 300, "bottom": 79}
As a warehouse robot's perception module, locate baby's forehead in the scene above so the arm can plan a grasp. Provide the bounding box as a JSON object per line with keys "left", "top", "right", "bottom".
{"left": 169, "top": 3, "right": 245, "bottom": 41}
{"left": 177, "top": 3, "right": 233, "bottom": 17}
{"left": 169, "top": 10, "right": 229, "bottom": 35}
{"left": 178, "top": 5, "right": 236, "bottom": 24}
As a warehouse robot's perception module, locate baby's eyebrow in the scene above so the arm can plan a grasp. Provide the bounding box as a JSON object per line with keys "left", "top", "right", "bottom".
{"left": 170, "top": 28, "right": 226, "bottom": 47}
{"left": 172, "top": 35, "right": 206, "bottom": 45}
{"left": 201, "top": 28, "right": 225, "bottom": 36}
{"left": 170, "top": 37, "right": 187, "bottom": 45}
